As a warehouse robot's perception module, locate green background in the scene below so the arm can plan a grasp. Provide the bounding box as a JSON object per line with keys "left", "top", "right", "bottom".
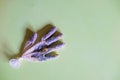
{"left": 0, "top": 0, "right": 120, "bottom": 80}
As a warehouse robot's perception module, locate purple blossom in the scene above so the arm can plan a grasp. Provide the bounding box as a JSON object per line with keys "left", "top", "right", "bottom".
{"left": 9, "top": 25, "right": 64, "bottom": 68}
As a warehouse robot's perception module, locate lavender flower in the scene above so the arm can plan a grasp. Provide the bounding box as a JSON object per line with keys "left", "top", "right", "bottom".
{"left": 9, "top": 26, "right": 64, "bottom": 68}
{"left": 24, "top": 33, "right": 37, "bottom": 49}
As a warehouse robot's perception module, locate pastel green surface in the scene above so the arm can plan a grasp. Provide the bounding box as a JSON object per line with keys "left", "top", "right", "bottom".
{"left": 0, "top": 0, "right": 120, "bottom": 80}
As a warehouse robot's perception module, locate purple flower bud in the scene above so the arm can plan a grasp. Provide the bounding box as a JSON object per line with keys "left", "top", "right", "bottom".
{"left": 45, "top": 34, "right": 63, "bottom": 45}
{"left": 24, "top": 33, "right": 37, "bottom": 49}
{"left": 42, "top": 26, "right": 56, "bottom": 41}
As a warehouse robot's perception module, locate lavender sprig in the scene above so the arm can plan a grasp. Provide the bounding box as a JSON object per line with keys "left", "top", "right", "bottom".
{"left": 24, "top": 33, "right": 37, "bottom": 49}
{"left": 9, "top": 26, "right": 64, "bottom": 68}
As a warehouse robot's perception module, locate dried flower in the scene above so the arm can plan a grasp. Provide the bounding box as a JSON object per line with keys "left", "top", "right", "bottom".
{"left": 9, "top": 26, "right": 64, "bottom": 68}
